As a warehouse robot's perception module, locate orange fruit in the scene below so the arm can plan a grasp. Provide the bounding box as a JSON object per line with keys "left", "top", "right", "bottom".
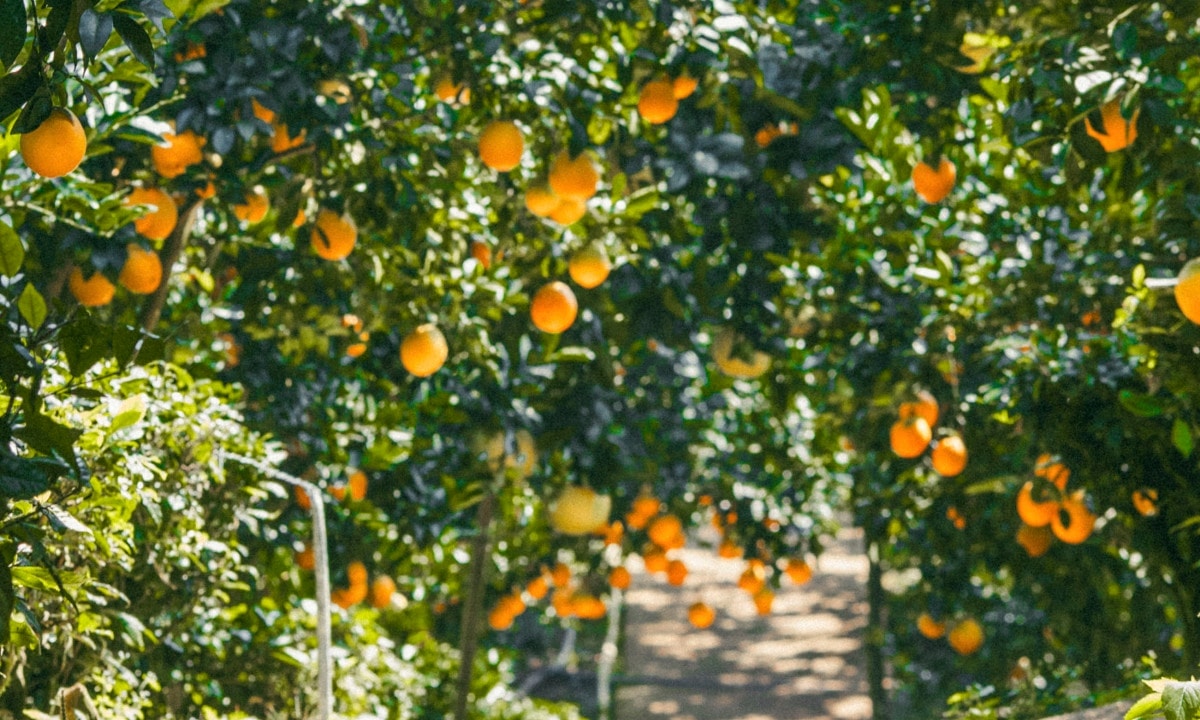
{"left": 672, "top": 73, "right": 699, "bottom": 99}
{"left": 470, "top": 240, "right": 492, "bottom": 269}
{"left": 292, "top": 207, "right": 307, "bottom": 228}
{"left": 1085, "top": 99, "right": 1139, "bottom": 152}
{"left": 488, "top": 606, "right": 516, "bottom": 631}
{"left": 551, "top": 588, "right": 574, "bottom": 617}
{"left": 310, "top": 209, "right": 357, "bottom": 261}
{"left": 631, "top": 495, "right": 661, "bottom": 520}
{"left": 916, "top": 613, "right": 946, "bottom": 639}
{"left": 931, "top": 433, "right": 968, "bottom": 476}
{"left": 548, "top": 196, "right": 588, "bottom": 225}
{"left": 1015, "top": 523, "right": 1052, "bottom": 558}
{"left": 195, "top": 179, "right": 216, "bottom": 199}
{"left": 525, "top": 186, "right": 562, "bottom": 217}
{"left": 251, "top": 98, "right": 276, "bottom": 124}
{"left": 911, "top": 158, "right": 956, "bottom": 203}
{"left": 568, "top": 244, "right": 612, "bottom": 289}
{"left": 1132, "top": 488, "right": 1158, "bottom": 517}
{"left": 642, "top": 550, "right": 669, "bottom": 574}
{"left": 346, "top": 338, "right": 368, "bottom": 358}
{"left": 946, "top": 506, "right": 967, "bottom": 530}
{"left": 371, "top": 575, "right": 397, "bottom": 609}
{"left": 550, "top": 486, "right": 612, "bottom": 535}
{"left": 234, "top": 189, "right": 270, "bottom": 224}
{"left": 901, "top": 390, "right": 939, "bottom": 428}
{"left": 347, "top": 561, "right": 368, "bottom": 587}
{"left": 1033, "top": 453, "right": 1071, "bottom": 489}
{"left": 712, "top": 326, "right": 771, "bottom": 379}
{"left": 688, "top": 601, "right": 715, "bottom": 629}
{"left": 118, "top": 244, "right": 163, "bottom": 295}
{"left": 20, "top": 108, "right": 87, "bottom": 178}
{"left": 1174, "top": 259, "right": 1200, "bottom": 324}
{"left": 637, "top": 79, "right": 678, "bottom": 124}
{"left": 548, "top": 151, "right": 599, "bottom": 201}
{"left": 400, "top": 323, "right": 449, "bottom": 377}
{"left": 1051, "top": 491, "right": 1096, "bottom": 544}
{"left": 126, "top": 187, "right": 179, "bottom": 241}
{"left": 271, "top": 123, "right": 306, "bottom": 154}
{"left": 784, "top": 558, "right": 813, "bottom": 585}
{"left": 295, "top": 545, "right": 316, "bottom": 571}
{"left": 718, "top": 539, "right": 741, "bottom": 559}
{"left": 68, "top": 267, "right": 114, "bottom": 308}
{"left": 551, "top": 562, "right": 572, "bottom": 588}
{"left": 609, "top": 566, "right": 632, "bottom": 591}
{"left": 603, "top": 521, "right": 624, "bottom": 545}
{"left": 478, "top": 120, "right": 524, "bottom": 172}
{"left": 890, "top": 416, "right": 932, "bottom": 458}
{"left": 527, "top": 575, "right": 549, "bottom": 600}
{"left": 948, "top": 618, "right": 984, "bottom": 655}
{"left": 1016, "top": 481, "right": 1060, "bottom": 527}
{"left": 347, "top": 470, "right": 367, "bottom": 501}
{"left": 294, "top": 485, "right": 312, "bottom": 510}
{"left": 570, "top": 594, "right": 607, "bottom": 620}
{"left": 332, "top": 583, "right": 368, "bottom": 610}
{"left": 434, "top": 76, "right": 470, "bottom": 104}
{"left": 737, "top": 564, "right": 766, "bottom": 595}
{"left": 151, "top": 130, "right": 205, "bottom": 179}
{"left": 531, "top": 281, "right": 578, "bottom": 334}
{"left": 665, "top": 559, "right": 688, "bottom": 586}
{"left": 753, "top": 589, "right": 775, "bottom": 616}
{"left": 647, "top": 515, "right": 684, "bottom": 549}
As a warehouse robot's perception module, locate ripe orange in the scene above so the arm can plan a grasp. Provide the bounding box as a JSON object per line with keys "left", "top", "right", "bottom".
{"left": 643, "top": 550, "right": 669, "bottom": 574}
{"left": 346, "top": 336, "right": 368, "bottom": 358}
{"left": 948, "top": 618, "right": 984, "bottom": 655}
{"left": 901, "top": 390, "right": 939, "bottom": 428}
{"left": 631, "top": 495, "right": 661, "bottom": 521}
{"left": 1016, "top": 481, "right": 1059, "bottom": 527}
{"left": 570, "top": 594, "right": 607, "bottom": 620}
{"left": 118, "top": 244, "right": 163, "bottom": 294}
{"left": 784, "top": 558, "right": 813, "bottom": 585}
{"left": 527, "top": 575, "right": 549, "bottom": 600}
{"left": 548, "top": 151, "right": 599, "bottom": 201}
{"left": 332, "top": 583, "right": 368, "bottom": 610}
{"left": 1015, "top": 523, "right": 1052, "bottom": 557}
{"left": 371, "top": 575, "right": 397, "bottom": 609}
{"left": 551, "top": 588, "right": 574, "bottom": 617}
{"left": 1132, "top": 488, "right": 1158, "bottom": 517}
{"left": 931, "top": 433, "right": 968, "bottom": 476}
{"left": 1085, "top": 100, "right": 1139, "bottom": 152}
{"left": 672, "top": 73, "right": 699, "bottom": 99}
{"left": 946, "top": 506, "right": 967, "bottom": 530}
{"left": 603, "top": 521, "right": 624, "bottom": 545}
{"left": 295, "top": 485, "right": 312, "bottom": 510}
{"left": 126, "top": 187, "right": 179, "bottom": 241}
{"left": 488, "top": 600, "right": 519, "bottom": 630}
{"left": 718, "top": 539, "right": 741, "bottom": 559}
{"left": 234, "top": 189, "right": 270, "bottom": 224}
{"left": 434, "top": 76, "right": 470, "bottom": 104}
{"left": 310, "top": 209, "right": 357, "bottom": 261}
{"left": 638, "top": 79, "right": 678, "bottom": 124}
{"left": 688, "top": 601, "right": 716, "bottom": 629}
{"left": 1033, "top": 453, "right": 1071, "bottom": 489}
{"left": 347, "top": 561, "right": 368, "bottom": 587}
{"left": 251, "top": 98, "right": 276, "bottom": 124}
{"left": 195, "top": 179, "right": 216, "bottom": 200}
{"left": 916, "top": 613, "right": 946, "bottom": 639}
{"left": 271, "top": 123, "right": 307, "bottom": 154}
{"left": 551, "top": 562, "right": 572, "bottom": 588}
{"left": 400, "top": 323, "right": 449, "bottom": 377}
{"left": 712, "top": 326, "right": 771, "bottom": 379}
{"left": 548, "top": 196, "right": 588, "bottom": 225}
{"left": 20, "top": 108, "right": 87, "bottom": 178}
{"left": 1050, "top": 491, "right": 1096, "bottom": 544}
{"left": 347, "top": 470, "right": 368, "bottom": 502}
{"left": 911, "top": 158, "right": 956, "bottom": 203}
{"left": 531, "top": 281, "right": 578, "bottom": 334}
{"left": 525, "top": 186, "right": 562, "bottom": 217}
{"left": 647, "top": 514, "right": 684, "bottom": 549}
{"left": 665, "top": 559, "right": 688, "bottom": 586}
{"left": 737, "top": 563, "right": 766, "bottom": 595}
{"left": 69, "top": 267, "right": 115, "bottom": 306}
{"left": 890, "top": 416, "right": 932, "bottom": 458}
{"left": 470, "top": 240, "right": 493, "bottom": 269}
{"left": 1174, "top": 259, "right": 1200, "bottom": 324}
{"left": 151, "top": 130, "right": 205, "bottom": 179}
{"left": 568, "top": 245, "right": 612, "bottom": 289}
{"left": 753, "top": 589, "right": 775, "bottom": 616}
{"left": 550, "top": 486, "right": 612, "bottom": 535}
{"left": 295, "top": 545, "right": 316, "bottom": 571}
{"left": 478, "top": 120, "right": 524, "bottom": 172}
{"left": 609, "top": 566, "right": 632, "bottom": 591}
{"left": 755, "top": 121, "right": 798, "bottom": 148}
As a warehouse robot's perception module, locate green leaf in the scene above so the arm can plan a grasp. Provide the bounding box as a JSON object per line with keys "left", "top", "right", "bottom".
{"left": 550, "top": 346, "right": 595, "bottom": 363}
{"left": 17, "top": 284, "right": 45, "bottom": 330}
{"left": 1161, "top": 681, "right": 1200, "bottom": 720}
{"left": 0, "top": 454, "right": 51, "bottom": 498}
{"left": 1172, "top": 419, "right": 1193, "bottom": 458}
{"left": 17, "top": 411, "right": 81, "bottom": 461}
{"left": 11, "top": 566, "right": 59, "bottom": 592}
{"left": 0, "top": 222, "right": 25, "bottom": 277}
{"left": 1125, "top": 693, "right": 1164, "bottom": 720}
{"left": 0, "top": 63, "right": 41, "bottom": 125}
{"left": 1118, "top": 390, "right": 1164, "bottom": 418}
{"left": 0, "top": 0, "right": 26, "bottom": 67}
{"left": 112, "top": 14, "right": 155, "bottom": 69}
{"left": 109, "top": 394, "right": 146, "bottom": 433}
{"left": 78, "top": 9, "right": 114, "bottom": 60}
{"left": 39, "top": 504, "right": 92, "bottom": 535}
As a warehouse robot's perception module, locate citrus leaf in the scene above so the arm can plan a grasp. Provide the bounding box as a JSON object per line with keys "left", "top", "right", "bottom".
{"left": 0, "top": 221, "right": 24, "bottom": 277}
{"left": 1118, "top": 390, "right": 1164, "bottom": 418}
{"left": 1161, "top": 681, "right": 1200, "bottom": 720}
{"left": 17, "top": 283, "right": 46, "bottom": 330}
{"left": 39, "top": 504, "right": 92, "bottom": 535}
{"left": 0, "top": 0, "right": 26, "bottom": 67}
{"left": 78, "top": 9, "right": 114, "bottom": 60}
{"left": 0, "top": 63, "right": 41, "bottom": 125}
{"left": 1172, "top": 418, "right": 1193, "bottom": 458}
{"left": 112, "top": 14, "right": 154, "bottom": 69}
{"left": 1125, "top": 693, "right": 1164, "bottom": 720}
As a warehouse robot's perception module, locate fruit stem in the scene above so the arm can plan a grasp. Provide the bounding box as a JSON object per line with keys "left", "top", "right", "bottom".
{"left": 453, "top": 490, "right": 496, "bottom": 720}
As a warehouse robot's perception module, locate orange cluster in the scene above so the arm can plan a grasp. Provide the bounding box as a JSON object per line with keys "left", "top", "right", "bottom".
{"left": 330, "top": 560, "right": 397, "bottom": 611}
{"left": 888, "top": 391, "right": 970, "bottom": 478}
{"left": 489, "top": 562, "right": 611, "bottom": 631}
{"left": 1014, "top": 454, "right": 1097, "bottom": 550}
{"left": 917, "top": 613, "right": 984, "bottom": 655}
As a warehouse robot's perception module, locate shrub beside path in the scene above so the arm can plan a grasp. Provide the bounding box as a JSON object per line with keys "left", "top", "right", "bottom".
{"left": 615, "top": 526, "right": 874, "bottom": 720}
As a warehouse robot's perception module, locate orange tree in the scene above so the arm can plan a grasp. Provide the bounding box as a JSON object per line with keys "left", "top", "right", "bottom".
{"left": 4, "top": 0, "right": 1200, "bottom": 718}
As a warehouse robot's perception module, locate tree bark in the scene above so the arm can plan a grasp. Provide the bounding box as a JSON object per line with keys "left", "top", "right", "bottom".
{"left": 140, "top": 199, "right": 202, "bottom": 333}
{"left": 453, "top": 492, "right": 496, "bottom": 720}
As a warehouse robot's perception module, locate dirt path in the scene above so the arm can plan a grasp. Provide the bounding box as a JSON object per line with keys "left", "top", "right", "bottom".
{"left": 614, "top": 526, "right": 873, "bottom": 720}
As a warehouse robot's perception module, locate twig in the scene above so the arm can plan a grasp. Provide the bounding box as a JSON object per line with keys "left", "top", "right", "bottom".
{"left": 140, "top": 198, "right": 202, "bottom": 332}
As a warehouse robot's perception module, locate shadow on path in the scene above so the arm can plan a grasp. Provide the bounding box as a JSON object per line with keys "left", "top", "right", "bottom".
{"left": 615, "top": 526, "right": 873, "bottom": 720}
